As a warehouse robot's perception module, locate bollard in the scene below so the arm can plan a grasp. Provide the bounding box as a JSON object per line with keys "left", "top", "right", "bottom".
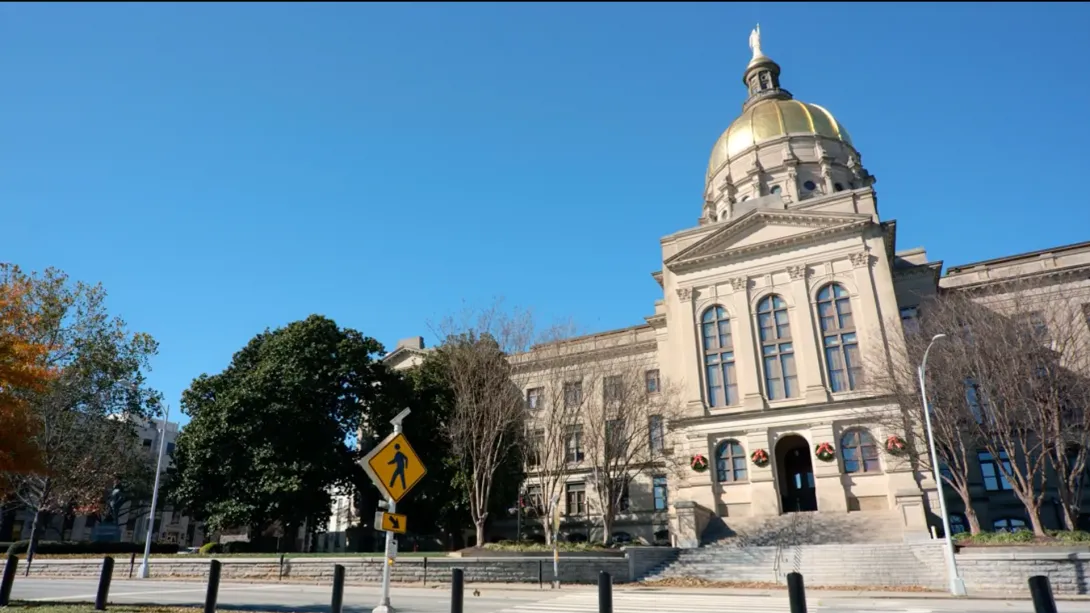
{"left": 204, "top": 560, "right": 221, "bottom": 613}
{"left": 279, "top": 554, "right": 285, "bottom": 581}
{"left": 94, "top": 557, "right": 115, "bottom": 611}
{"left": 787, "top": 572, "right": 807, "bottom": 613}
{"left": 451, "top": 568, "right": 464, "bottom": 613}
{"left": 0, "top": 555, "right": 18, "bottom": 607}
{"left": 538, "top": 559, "right": 543, "bottom": 589}
{"left": 423, "top": 556, "right": 428, "bottom": 587}
{"left": 598, "top": 571, "right": 613, "bottom": 613}
{"left": 330, "top": 564, "right": 345, "bottom": 613}
{"left": 1028, "top": 575, "right": 1058, "bottom": 613}
{"left": 128, "top": 552, "right": 136, "bottom": 579}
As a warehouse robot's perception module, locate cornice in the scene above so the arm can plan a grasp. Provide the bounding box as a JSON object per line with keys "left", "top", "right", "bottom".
{"left": 940, "top": 264, "right": 1090, "bottom": 294}
{"left": 665, "top": 214, "right": 873, "bottom": 273}
{"left": 511, "top": 339, "right": 658, "bottom": 373}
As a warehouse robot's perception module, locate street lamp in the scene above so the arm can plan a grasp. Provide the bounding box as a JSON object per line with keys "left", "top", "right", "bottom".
{"left": 138, "top": 405, "right": 170, "bottom": 579}
{"left": 917, "top": 334, "right": 966, "bottom": 596}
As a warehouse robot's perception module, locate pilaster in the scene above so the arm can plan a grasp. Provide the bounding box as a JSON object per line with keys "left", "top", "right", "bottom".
{"left": 810, "top": 423, "right": 848, "bottom": 512}
{"left": 674, "top": 286, "right": 706, "bottom": 417}
{"left": 745, "top": 429, "right": 779, "bottom": 516}
{"left": 729, "top": 277, "right": 765, "bottom": 410}
{"left": 787, "top": 266, "right": 830, "bottom": 403}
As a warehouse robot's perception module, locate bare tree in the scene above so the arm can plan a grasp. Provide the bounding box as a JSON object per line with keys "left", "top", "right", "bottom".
{"left": 433, "top": 301, "right": 535, "bottom": 547}
{"left": 580, "top": 359, "right": 684, "bottom": 545}
{"left": 868, "top": 277, "right": 1090, "bottom": 536}
{"left": 511, "top": 324, "right": 589, "bottom": 545}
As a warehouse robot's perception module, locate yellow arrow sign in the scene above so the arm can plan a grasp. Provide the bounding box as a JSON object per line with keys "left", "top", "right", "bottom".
{"left": 374, "top": 511, "right": 407, "bottom": 534}
{"left": 363, "top": 432, "right": 427, "bottom": 503}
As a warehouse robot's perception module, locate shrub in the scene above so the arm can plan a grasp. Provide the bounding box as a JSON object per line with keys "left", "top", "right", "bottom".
{"left": 483, "top": 540, "right": 610, "bottom": 553}
{"left": 953, "top": 529, "right": 1090, "bottom": 546}
{"left": 198, "top": 542, "right": 221, "bottom": 555}
{"left": 5, "top": 540, "right": 180, "bottom": 556}
{"left": 221, "top": 541, "right": 254, "bottom": 554}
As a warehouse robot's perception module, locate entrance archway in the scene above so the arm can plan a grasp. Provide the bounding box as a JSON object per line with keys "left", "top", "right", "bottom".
{"left": 776, "top": 434, "right": 818, "bottom": 513}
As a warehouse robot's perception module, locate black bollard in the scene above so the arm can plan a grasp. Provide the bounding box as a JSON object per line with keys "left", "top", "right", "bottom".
{"left": 204, "top": 560, "right": 221, "bottom": 613}
{"left": 94, "top": 557, "right": 115, "bottom": 611}
{"left": 0, "top": 555, "right": 18, "bottom": 607}
{"left": 598, "top": 571, "right": 613, "bottom": 613}
{"left": 1029, "top": 575, "right": 1058, "bottom": 613}
{"left": 787, "top": 572, "right": 807, "bottom": 613}
{"left": 128, "top": 553, "right": 136, "bottom": 579}
{"left": 330, "top": 564, "right": 345, "bottom": 613}
{"left": 451, "top": 568, "right": 464, "bottom": 613}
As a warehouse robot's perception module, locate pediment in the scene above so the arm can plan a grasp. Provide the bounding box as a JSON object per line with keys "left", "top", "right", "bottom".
{"left": 664, "top": 209, "right": 873, "bottom": 271}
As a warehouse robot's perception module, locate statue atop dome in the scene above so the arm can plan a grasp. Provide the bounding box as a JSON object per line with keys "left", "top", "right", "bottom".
{"left": 749, "top": 24, "right": 764, "bottom": 60}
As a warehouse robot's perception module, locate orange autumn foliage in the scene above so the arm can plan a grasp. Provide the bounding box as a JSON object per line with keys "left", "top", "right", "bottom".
{"left": 0, "top": 266, "right": 54, "bottom": 484}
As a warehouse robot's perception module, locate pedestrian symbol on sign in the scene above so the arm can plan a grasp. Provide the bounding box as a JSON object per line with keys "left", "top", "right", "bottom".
{"left": 388, "top": 444, "right": 408, "bottom": 490}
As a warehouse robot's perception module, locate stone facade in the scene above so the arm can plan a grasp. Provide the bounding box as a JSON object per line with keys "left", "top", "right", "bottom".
{"left": 19, "top": 547, "right": 675, "bottom": 585}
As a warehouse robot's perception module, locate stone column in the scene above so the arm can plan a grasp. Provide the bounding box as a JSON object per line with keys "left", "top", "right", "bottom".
{"left": 728, "top": 277, "right": 765, "bottom": 411}
{"left": 675, "top": 286, "right": 706, "bottom": 417}
{"left": 745, "top": 429, "right": 780, "bottom": 516}
{"left": 787, "top": 266, "right": 830, "bottom": 403}
{"left": 849, "top": 251, "right": 885, "bottom": 373}
{"left": 810, "top": 423, "right": 848, "bottom": 512}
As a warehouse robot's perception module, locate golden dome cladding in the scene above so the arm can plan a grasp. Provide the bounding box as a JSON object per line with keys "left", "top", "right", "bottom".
{"left": 707, "top": 99, "right": 853, "bottom": 180}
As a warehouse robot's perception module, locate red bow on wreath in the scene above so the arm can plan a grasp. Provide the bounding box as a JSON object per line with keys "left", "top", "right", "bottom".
{"left": 815, "top": 442, "right": 835, "bottom": 457}
{"left": 886, "top": 435, "right": 906, "bottom": 450}
{"left": 690, "top": 454, "right": 709, "bottom": 471}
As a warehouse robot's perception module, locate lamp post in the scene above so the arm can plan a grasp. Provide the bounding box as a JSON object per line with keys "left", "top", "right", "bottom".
{"left": 137, "top": 405, "right": 170, "bottom": 579}
{"left": 917, "top": 334, "right": 966, "bottom": 596}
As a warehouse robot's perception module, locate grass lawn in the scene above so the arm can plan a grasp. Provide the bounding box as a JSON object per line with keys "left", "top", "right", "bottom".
{"left": 2, "top": 605, "right": 285, "bottom": 613}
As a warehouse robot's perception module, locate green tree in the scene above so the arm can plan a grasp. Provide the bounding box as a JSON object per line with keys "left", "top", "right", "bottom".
{"left": 0, "top": 265, "right": 160, "bottom": 566}
{"left": 169, "top": 315, "right": 408, "bottom": 546}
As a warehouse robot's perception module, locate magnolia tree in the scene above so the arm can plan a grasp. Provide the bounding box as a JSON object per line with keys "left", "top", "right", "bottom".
{"left": 868, "top": 277, "right": 1090, "bottom": 535}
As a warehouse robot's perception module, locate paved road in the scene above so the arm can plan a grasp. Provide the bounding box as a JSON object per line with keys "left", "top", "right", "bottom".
{"left": 9, "top": 578, "right": 1090, "bottom": 613}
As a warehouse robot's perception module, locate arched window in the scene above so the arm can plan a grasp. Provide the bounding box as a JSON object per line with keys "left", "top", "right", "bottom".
{"left": 948, "top": 513, "right": 968, "bottom": 535}
{"left": 841, "top": 429, "right": 880, "bottom": 473}
{"left": 716, "top": 440, "right": 747, "bottom": 483}
{"left": 993, "top": 517, "right": 1027, "bottom": 532}
{"left": 757, "top": 295, "right": 797, "bottom": 400}
{"left": 701, "top": 306, "right": 738, "bottom": 407}
{"left": 817, "top": 284, "right": 862, "bottom": 392}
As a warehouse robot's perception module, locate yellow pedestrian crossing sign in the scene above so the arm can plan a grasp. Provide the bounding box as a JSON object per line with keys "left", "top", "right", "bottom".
{"left": 363, "top": 432, "right": 427, "bottom": 503}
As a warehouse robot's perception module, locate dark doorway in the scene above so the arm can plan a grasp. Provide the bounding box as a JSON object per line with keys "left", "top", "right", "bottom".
{"left": 776, "top": 434, "right": 818, "bottom": 513}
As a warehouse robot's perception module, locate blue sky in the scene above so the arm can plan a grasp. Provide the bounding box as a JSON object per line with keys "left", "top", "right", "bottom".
{"left": 3, "top": 2, "right": 1088, "bottom": 425}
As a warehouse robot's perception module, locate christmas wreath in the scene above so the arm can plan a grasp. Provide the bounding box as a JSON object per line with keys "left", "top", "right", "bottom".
{"left": 690, "top": 454, "right": 709, "bottom": 473}
{"left": 750, "top": 448, "right": 770, "bottom": 467}
{"left": 886, "top": 434, "right": 908, "bottom": 456}
{"left": 814, "top": 442, "right": 836, "bottom": 462}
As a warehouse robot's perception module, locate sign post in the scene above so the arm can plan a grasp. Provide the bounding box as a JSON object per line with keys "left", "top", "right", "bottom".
{"left": 361, "top": 408, "right": 427, "bottom": 613}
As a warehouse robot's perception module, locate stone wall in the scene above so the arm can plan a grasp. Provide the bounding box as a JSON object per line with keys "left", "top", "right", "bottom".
{"left": 21, "top": 549, "right": 676, "bottom": 585}
{"left": 956, "top": 548, "right": 1090, "bottom": 596}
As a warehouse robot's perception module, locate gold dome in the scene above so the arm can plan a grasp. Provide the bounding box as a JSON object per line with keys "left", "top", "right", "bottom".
{"left": 706, "top": 99, "right": 853, "bottom": 180}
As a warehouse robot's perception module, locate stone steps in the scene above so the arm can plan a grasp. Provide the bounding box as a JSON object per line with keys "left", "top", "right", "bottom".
{"left": 702, "top": 510, "right": 906, "bottom": 546}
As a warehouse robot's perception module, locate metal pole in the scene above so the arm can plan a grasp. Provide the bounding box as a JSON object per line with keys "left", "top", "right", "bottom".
{"left": 786, "top": 572, "right": 807, "bottom": 613}
{"left": 330, "top": 564, "right": 345, "bottom": 613}
{"left": 0, "top": 555, "right": 18, "bottom": 606}
{"left": 204, "top": 560, "right": 221, "bottom": 613}
{"left": 138, "top": 405, "right": 171, "bottom": 579}
{"left": 597, "top": 571, "right": 612, "bottom": 613}
{"left": 451, "top": 568, "right": 464, "bottom": 613}
{"left": 375, "top": 411, "right": 407, "bottom": 613}
{"left": 1029, "top": 575, "right": 1058, "bottom": 613}
{"left": 94, "top": 556, "right": 115, "bottom": 611}
{"left": 918, "top": 334, "right": 966, "bottom": 596}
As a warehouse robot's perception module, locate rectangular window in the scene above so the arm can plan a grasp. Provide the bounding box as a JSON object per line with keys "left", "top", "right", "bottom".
{"left": 603, "top": 375, "right": 623, "bottom": 405}
{"left": 900, "top": 306, "right": 920, "bottom": 335}
{"left": 605, "top": 419, "right": 625, "bottom": 458}
{"left": 524, "top": 484, "right": 543, "bottom": 511}
{"left": 166, "top": 442, "right": 175, "bottom": 455}
{"left": 763, "top": 343, "right": 797, "bottom": 400}
{"left": 527, "top": 429, "right": 545, "bottom": 466}
{"left": 565, "top": 425, "right": 584, "bottom": 463}
{"left": 142, "top": 439, "right": 152, "bottom": 448}
{"left": 645, "top": 369, "right": 660, "bottom": 394}
{"left": 618, "top": 482, "right": 630, "bottom": 513}
{"left": 564, "top": 381, "right": 583, "bottom": 408}
{"left": 705, "top": 353, "right": 739, "bottom": 407}
{"left": 565, "top": 482, "right": 586, "bottom": 516}
{"left": 652, "top": 475, "right": 668, "bottom": 511}
{"left": 978, "top": 450, "right": 1013, "bottom": 491}
{"left": 649, "top": 415, "right": 665, "bottom": 454}
{"left": 526, "top": 387, "right": 544, "bottom": 410}
{"left": 1018, "top": 311, "right": 1050, "bottom": 343}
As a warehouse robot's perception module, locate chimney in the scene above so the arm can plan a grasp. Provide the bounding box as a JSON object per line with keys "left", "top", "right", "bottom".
{"left": 396, "top": 336, "right": 425, "bottom": 351}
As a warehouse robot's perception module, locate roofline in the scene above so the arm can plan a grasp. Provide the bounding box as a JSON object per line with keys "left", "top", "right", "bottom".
{"left": 945, "top": 239, "right": 1090, "bottom": 274}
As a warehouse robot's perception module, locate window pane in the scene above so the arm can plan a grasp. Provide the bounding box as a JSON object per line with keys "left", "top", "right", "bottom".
{"left": 719, "top": 320, "right": 732, "bottom": 349}
{"left": 702, "top": 323, "right": 716, "bottom": 350}
{"left": 781, "top": 353, "right": 798, "bottom": 398}
{"left": 863, "top": 458, "right": 881, "bottom": 472}
{"left": 845, "top": 459, "right": 859, "bottom": 473}
{"left": 758, "top": 313, "right": 773, "bottom": 341}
